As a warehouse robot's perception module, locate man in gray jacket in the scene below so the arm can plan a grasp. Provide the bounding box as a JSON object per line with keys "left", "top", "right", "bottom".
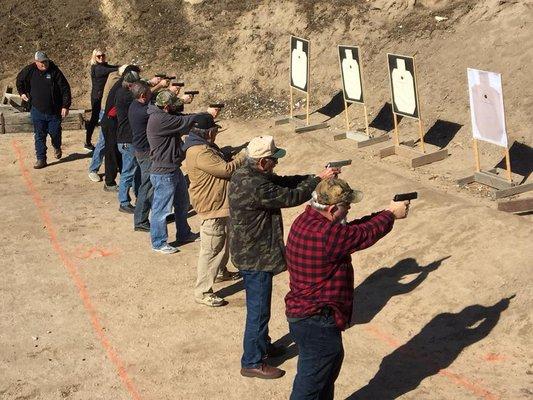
{"left": 146, "top": 90, "right": 199, "bottom": 253}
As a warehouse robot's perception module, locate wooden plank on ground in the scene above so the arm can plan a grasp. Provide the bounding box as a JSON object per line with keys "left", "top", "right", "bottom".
{"left": 493, "top": 182, "right": 533, "bottom": 199}
{"left": 497, "top": 198, "right": 533, "bottom": 213}
{"left": 294, "top": 122, "right": 328, "bottom": 134}
{"left": 456, "top": 175, "right": 475, "bottom": 186}
{"left": 474, "top": 171, "right": 514, "bottom": 190}
{"left": 411, "top": 148, "right": 448, "bottom": 168}
{"left": 379, "top": 145, "right": 396, "bottom": 158}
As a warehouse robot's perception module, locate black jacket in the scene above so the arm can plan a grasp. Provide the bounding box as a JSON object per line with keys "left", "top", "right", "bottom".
{"left": 115, "top": 86, "right": 134, "bottom": 143}
{"left": 90, "top": 63, "right": 118, "bottom": 100}
{"left": 16, "top": 61, "right": 71, "bottom": 115}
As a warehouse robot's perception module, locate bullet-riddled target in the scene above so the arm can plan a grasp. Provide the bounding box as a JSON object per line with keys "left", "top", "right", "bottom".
{"left": 290, "top": 36, "right": 309, "bottom": 92}
{"left": 467, "top": 68, "right": 508, "bottom": 148}
{"left": 338, "top": 45, "right": 364, "bottom": 103}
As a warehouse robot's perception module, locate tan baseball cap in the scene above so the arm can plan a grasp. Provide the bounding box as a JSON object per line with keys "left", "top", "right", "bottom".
{"left": 315, "top": 178, "right": 363, "bottom": 205}
{"left": 246, "top": 135, "right": 286, "bottom": 159}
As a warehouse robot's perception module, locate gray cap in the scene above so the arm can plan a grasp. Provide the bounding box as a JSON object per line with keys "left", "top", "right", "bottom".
{"left": 34, "top": 51, "right": 49, "bottom": 62}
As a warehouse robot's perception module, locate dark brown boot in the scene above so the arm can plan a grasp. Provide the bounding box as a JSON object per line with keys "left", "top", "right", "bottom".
{"left": 54, "top": 147, "right": 62, "bottom": 159}
{"left": 240, "top": 363, "right": 285, "bottom": 379}
{"left": 33, "top": 159, "right": 47, "bottom": 169}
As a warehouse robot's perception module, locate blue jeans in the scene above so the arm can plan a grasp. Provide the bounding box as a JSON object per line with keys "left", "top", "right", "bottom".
{"left": 149, "top": 169, "right": 192, "bottom": 249}
{"left": 241, "top": 270, "right": 273, "bottom": 369}
{"left": 88, "top": 111, "right": 105, "bottom": 173}
{"left": 289, "top": 314, "right": 344, "bottom": 400}
{"left": 134, "top": 154, "right": 153, "bottom": 227}
{"left": 30, "top": 107, "right": 62, "bottom": 160}
{"left": 117, "top": 143, "right": 138, "bottom": 206}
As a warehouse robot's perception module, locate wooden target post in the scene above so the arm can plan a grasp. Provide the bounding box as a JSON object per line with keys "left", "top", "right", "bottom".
{"left": 275, "top": 36, "right": 328, "bottom": 133}
{"left": 379, "top": 54, "right": 448, "bottom": 168}
{"left": 458, "top": 68, "right": 533, "bottom": 200}
{"left": 334, "top": 45, "right": 388, "bottom": 147}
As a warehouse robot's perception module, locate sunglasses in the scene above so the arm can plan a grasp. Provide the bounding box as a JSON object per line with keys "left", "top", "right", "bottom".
{"left": 265, "top": 157, "right": 278, "bottom": 164}
{"left": 96, "top": 54, "right": 105, "bottom": 58}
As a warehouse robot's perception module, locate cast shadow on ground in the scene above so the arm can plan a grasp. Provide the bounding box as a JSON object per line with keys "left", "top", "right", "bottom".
{"left": 346, "top": 295, "right": 514, "bottom": 400}
{"left": 214, "top": 280, "right": 245, "bottom": 298}
{"left": 494, "top": 141, "right": 533, "bottom": 184}
{"left": 368, "top": 103, "right": 402, "bottom": 133}
{"left": 47, "top": 152, "right": 92, "bottom": 167}
{"left": 313, "top": 91, "right": 350, "bottom": 122}
{"left": 420, "top": 120, "right": 462, "bottom": 149}
{"left": 269, "top": 333, "right": 299, "bottom": 368}
{"left": 350, "top": 256, "right": 450, "bottom": 326}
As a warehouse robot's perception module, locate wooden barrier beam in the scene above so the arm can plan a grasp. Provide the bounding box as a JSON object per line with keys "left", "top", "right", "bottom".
{"left": 497, "top": 198, "right": 533, "bottom": 213}
{"left": 493, "top": 182, "right": 533, "bottom": 200}
{"left": 294, "top": 122, "right": 328, "bottom": 134}
{"left": 474, "top": 171, "right": 514, "bottom": 190}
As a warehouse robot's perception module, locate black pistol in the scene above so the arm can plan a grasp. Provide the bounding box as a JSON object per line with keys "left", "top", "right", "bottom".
{"left": 171, "top": 81, "right": 185, "bottom": 87}
{"left": 185, "top": 90, "right": 199, "bottom": 95}
{"left": 393, "top": 192, "right": 418, "bottom": 202}
{"left": 209, "top": 103, "right": 225, "bottom": 108}
{"left": 326, "top": 160, "right": 352, "bottom": 168}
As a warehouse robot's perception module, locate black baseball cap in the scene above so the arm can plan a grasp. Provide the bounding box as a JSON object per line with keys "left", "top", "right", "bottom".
{"left": 193, "top": 113, "right": 221, "bottom": 130}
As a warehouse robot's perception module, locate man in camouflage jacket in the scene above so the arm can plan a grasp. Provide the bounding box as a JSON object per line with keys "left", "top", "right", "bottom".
{"left": 228, "top": 135, "right": 338, "bottom": 379}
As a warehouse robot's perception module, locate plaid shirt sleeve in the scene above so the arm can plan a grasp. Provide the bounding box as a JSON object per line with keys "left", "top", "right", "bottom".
{"left": 325, "top": 210, "right": 395, "bottom": 260}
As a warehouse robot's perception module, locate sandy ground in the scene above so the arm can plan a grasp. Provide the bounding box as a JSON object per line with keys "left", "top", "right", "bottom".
{"left": 0, "top": 120, "right": 532, "bottom": 400}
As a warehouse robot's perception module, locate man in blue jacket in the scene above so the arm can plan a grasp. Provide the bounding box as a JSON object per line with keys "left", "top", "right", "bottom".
{"left": 16, "top": 51, "right": 71, "bottom": 169}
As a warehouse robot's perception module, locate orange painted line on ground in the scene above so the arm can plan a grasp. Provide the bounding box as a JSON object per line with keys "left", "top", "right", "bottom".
{"left": 12, "top": 140, "right": 142, "bottom": 400}
{"left": 76, "top": 246, "right": 117, "bottom": 259}
{"left": 364, "top": 324, "right": 499, "bottom": 400}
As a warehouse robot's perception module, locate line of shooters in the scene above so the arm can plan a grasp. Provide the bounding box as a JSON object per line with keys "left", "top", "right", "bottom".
{"left": 16, "top": 50, "right": 414, "bottom": 399}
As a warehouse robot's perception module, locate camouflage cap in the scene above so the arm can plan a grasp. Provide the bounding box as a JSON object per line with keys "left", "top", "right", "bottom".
{"left": 315, "top": 178, "right": 363, "bottom": 205}
{"left": 155, "top": 90, "right": 180, "bottom": 107}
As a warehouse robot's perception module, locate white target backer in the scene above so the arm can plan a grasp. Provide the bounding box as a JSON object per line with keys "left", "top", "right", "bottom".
{"left": 467, "top": 68, "right": 508, "bottom": 148}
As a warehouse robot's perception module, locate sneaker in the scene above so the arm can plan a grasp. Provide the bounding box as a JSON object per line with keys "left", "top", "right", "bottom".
{"left": 195, "top": 293, "right": 227, "bottom": 307}
{"left": 119, "top": 204, "right": 135, "bottom": 214}
{"left": 240, "top": 363, "right": 285, "bottom": 379}
{"left": 134, "top": 223, "right": 150, "bottom": 232}
{"left": 103, "top": 183, "right": 119, "bottom": 192}
{"left": 152, "top": 244, "right": 179, "bottom": 254}
{"left": 83, "top": 143, "right": 95, "bottom": 152}
{"left": 53, "top": 147, "right": 62, "bottom": 159}
{"left": 176, "top": 232, "right": 200, "bottom": 245}
{"left": 33, "top": 159, "right": 47, "bottom": 169}
{"left": 88, "top": 171, "right": 102, "bottom": 182}
{"left": 215, "top": 270, "right": 241, "bottom": 283}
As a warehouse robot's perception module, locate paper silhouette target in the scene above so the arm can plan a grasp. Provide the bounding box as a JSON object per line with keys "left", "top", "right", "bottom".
{"left": 338, "top": 45, "right": 364, "bottom": 103}
{"left": 467, "top": 68, "right": 508, "bottom": 147}
{"left": 290, "top": 36, "right": 309, "bottom": 92}
{"left": 387, "top": 54, "right": 420, "bottom": 119}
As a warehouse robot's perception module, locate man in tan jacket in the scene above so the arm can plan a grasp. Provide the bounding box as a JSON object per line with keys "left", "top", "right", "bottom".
{"left": 183, "top": 113, "right": 246, "bottom": 306}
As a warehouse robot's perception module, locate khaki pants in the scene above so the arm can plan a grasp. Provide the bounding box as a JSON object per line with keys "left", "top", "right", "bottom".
{"left": 194, "top": 217, "right": 229, "bottom": 300}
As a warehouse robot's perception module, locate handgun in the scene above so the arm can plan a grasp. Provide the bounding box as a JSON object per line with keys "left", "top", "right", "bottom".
{"left": 171, "top": 82, "right": 185, "bottom": 87}
{"left": 155, "top": 74, "right": 176, "bottom": 80}
{"left": 393, "top": 192, "right": 418, "bottom": 202}
{"left": 326, "top": 160, "right": 352, "bottom": 168}
{"left": 209, "top": 103, "right": 225, "bottom": 108}
{"left": 185, "top": 90, "right": 199, "bottom": 95}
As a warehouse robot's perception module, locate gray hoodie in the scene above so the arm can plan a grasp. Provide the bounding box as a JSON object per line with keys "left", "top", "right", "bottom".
{"left": 146, "top": 104, "right": 197, "bottom": 174}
